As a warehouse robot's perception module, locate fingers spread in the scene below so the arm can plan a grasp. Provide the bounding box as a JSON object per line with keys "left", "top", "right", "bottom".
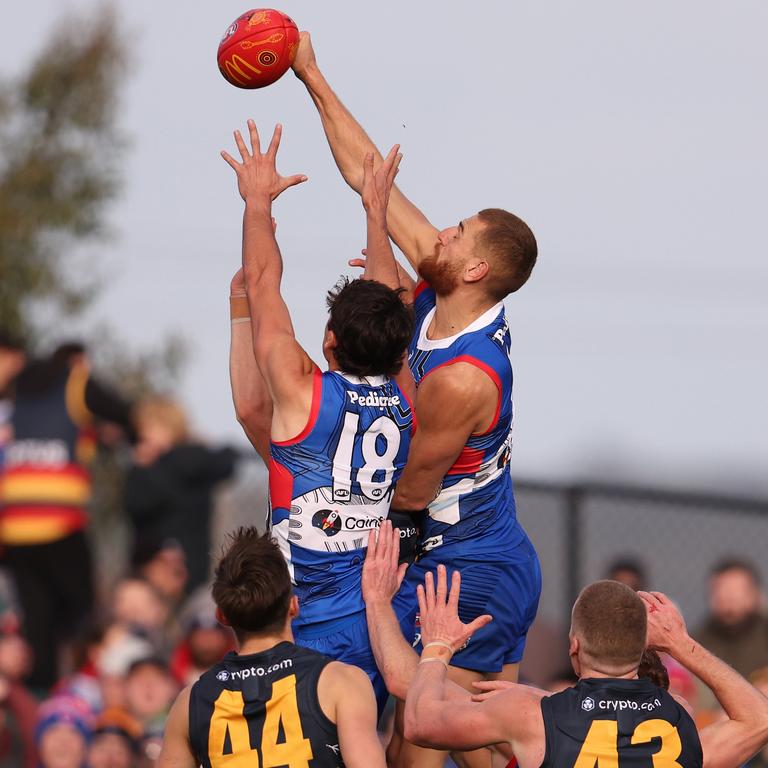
{"left": 467, "top": 614, "right": 493, "bottom": 634}
{"left": 448, "top": 570, "right": 461, "bottom": 610}
{"left": 221, "top": 150, "right": 240, "bottom": 170}
{"left": 435, "top": 564, "right": 449, "bottom": 604}
{"left": 424, "top": 571, "right": 436, "bottom": 611}
{"left": 416, "top": 583, "right": 426, "bottom": 617}
{"left": 281, "top": 174, "right": 309, "bottom": 191}
{"left": 266, "top": 123, "right": 282, "bottom": 158}
{"left": 234, "top": 130, "right": 250, "bottom": 161}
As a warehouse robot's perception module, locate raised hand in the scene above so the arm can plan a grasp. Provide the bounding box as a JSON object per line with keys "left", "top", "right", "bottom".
{"left": 417, "top": 564, "right": 493, "bottom": 653}
{"left": 638, "top": 591, "right": 689, "bottom": 655}
{"left": 362, "top": 520, "right": 408, "bottom": 608}
{"left": 361, "top": 145, "right": 402, "bottom": 223}
{"left": 291, "top": 31, "right": 317, "bottom": 82}
{"left": 221, "top": 121, "right": 307, "bottom": 203}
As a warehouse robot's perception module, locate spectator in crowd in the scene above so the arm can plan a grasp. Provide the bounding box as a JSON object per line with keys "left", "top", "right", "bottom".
{"left": 694, "top": 558, "right": 768, "bottom": 678}
{"left": 87, "top": 709, "right": 141, "bottom": 768}
{"left": 0, "top": 627, "right": 37, "bottom": 767}
{"left": 124, "top": 395, "right": 237, "bottom": 591}
{"left": 0, "top": 332, "right": 26, "bottom": 468}
{"left": 605, "top": 556, "right": 647, "bottom": 592}
{"left": 112, "top": 578, "right": 171, "bottom": 654}
{"left": 0, "top": 341, "right": 133, "bottom": 692}
{"left": 169, "top": 601, "right": 234, "bottom": 687}
{"left": 34, "top": 696, "right": 93, "bottom": 768}
{"left": 132, "top": 540, "right": 188, "bottom": 607}
{"left": 123, "top": 658, "right": 177, "bottom": 740}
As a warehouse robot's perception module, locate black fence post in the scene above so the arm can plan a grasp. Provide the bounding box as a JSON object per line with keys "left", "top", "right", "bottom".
{"left": 565, "top": 485, "right": 583, "bottom": 617}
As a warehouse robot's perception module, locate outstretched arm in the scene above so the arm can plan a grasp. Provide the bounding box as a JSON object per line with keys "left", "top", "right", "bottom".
{"left": 641, "top": 591, "right": 768, "bottom": 768}
{"left": 361, "top": 520, "right": 416, "bottom": 699}
{"left": 293, "top": 33, "right": 439, "bottom": 272}
{"left": 362, "top": 522, "right": 496, "bottom": 707}
{"left": 403, "top": 564, "right": 545, "bottom": 753}
{"left": 222, "top": 122, "right": 315, "bottom": 440}
{"left": 229, "top": 267, "right": 272, "bottom": 463}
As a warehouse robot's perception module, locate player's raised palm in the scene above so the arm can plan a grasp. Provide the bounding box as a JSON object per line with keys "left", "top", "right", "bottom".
{"left": 418, "top": 564, "right": 493, "bottom": 653}
{"left": 361, "top": 145, "right": 402, "bottom": 223}
{"left": 221, "top": 121, "right": 307, "bottom": 203}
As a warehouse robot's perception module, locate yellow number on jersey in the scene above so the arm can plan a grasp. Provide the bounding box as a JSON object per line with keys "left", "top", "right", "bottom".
{"left": 209, "top": 689, "right": 253, "bottom": 767}
{"left": 208, "top": 674, "right": 314, "bottom": 768}
{"left": 262, "top": 676, "right": 313, "bottom": 767}
{"left": 574, "top": 718, "right": 683, "bottom": 768}
{"left": 631, "top": 719, "right": 684, "bottom": 768}
{"left": 574, "top": 721, "right": 619, "bottom": 768}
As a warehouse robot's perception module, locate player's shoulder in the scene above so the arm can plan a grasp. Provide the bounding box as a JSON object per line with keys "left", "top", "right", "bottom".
{"left": 320, "top": 660, "right": 372, "bottom": 691}
{"left": 420, "top": 357, "right": 499, "bottom": 401}
{"left": 316, "top": 661, "right": 376, "bottom": 725}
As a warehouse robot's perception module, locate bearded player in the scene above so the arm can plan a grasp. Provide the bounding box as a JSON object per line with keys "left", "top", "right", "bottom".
{"left": 293, "top": 22, "right": 539, "bottom": 699}
{"left": 222, "top": 120, "right": 416, "bottom": 713}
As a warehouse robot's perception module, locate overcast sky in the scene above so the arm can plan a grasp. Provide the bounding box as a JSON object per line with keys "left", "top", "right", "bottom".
{"left": 2, "top": 0, "right": 766, "bottom": 496}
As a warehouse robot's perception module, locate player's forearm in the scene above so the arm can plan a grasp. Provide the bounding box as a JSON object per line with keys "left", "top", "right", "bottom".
{"left": 392, "top": 460, "right": 444, "bottom": 509}
{"left": 300, "top": 65, "right": 378, "bottom": 193}
{"left": 671, "top": 636, "right": 768, "bottom": 729}
{"left": 365, "top": 599, "right": 418, "bottom": 700}
{"left": 229, "top": 314, "right": 271, "bottom": 463}
{"left": 364, "top": 213, "right": 401, "bottom": 290}
{"left": 404, "top": 660, "right": 451, "bottom": 746}
{"left": 242, "top": 198, "right": 282, "bottom": 286}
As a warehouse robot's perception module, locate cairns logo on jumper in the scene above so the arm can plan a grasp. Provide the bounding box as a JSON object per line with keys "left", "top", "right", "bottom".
{"left": 312, "top": 509, "right": 343, "bottom": 536}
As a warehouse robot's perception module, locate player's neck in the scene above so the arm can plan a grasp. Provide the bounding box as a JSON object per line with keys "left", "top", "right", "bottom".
{"left": 238, "top": 629, "right": 294, "bottom": 656}
{"left": 431, "top": 290, "right": 499, "bottom": 339}
{"left": 578, "top": 666, "right": 639, "bottom": 681}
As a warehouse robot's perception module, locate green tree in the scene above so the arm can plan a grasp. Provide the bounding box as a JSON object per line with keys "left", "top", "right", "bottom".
{"left": 0, "top": 9, "right": 126, "bottom": 341}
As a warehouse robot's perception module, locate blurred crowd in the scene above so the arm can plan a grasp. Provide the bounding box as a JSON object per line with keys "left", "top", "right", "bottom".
{"left": 0, "top": 334, "right": 237, "bottom": 767}
{"left": 2, "top": 333, "right": 768, "bottom": 767}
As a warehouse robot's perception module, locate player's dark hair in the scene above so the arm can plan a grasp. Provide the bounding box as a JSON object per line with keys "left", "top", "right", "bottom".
{"left": 476, "top": 208, "right": 537, "bottom": 300}
{"left": 571, "top": 580, "right": 647, "bottom": 671}
{"left": 212, "top": 527, "right": 292, "bottom": 642}
{"left": 711, "top": 558, "right": 761, "bottom": 585}
{"left": 638, "top": 649, "right": 670, "bottom": 690}
{"left": 0, "top": 330, "right": 26, "bottom": 351}
{"left": 326, "top": 277, "right": 413, "bottom": 378}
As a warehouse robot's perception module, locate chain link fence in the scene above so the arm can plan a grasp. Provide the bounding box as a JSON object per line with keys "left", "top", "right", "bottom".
{"left": 210, "top": 456, "right": 768, "bottom": 682}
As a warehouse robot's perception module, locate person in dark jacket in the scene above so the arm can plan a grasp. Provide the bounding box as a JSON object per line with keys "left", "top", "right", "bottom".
{"left": 694, "top": 558, "right": 768, "bottom": 679}
{"left": 124, "top": 396, "right": 236, "bottom": 592}
{"left": 0, "top": 341, "right": 133, "bottom": 692}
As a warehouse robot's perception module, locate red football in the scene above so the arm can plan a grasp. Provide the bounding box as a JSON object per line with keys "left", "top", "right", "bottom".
{"left": 217, "top": 9, "right": 299, "bottom": 89}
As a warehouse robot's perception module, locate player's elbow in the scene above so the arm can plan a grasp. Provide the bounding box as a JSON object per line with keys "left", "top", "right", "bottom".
{"left": 393, "top": 484, "right": 432, "bottom": 511}
{"left": 403, "top": 706, "right": 440, "bottom": 748}
{"left": 234, "top": 396, "right": 269, "bottom": 431}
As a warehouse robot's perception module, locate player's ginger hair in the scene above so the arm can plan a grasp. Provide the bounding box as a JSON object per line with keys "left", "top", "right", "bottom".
{"left": 570, "top": 580, "right": 648, "bottom": 671}
{"left": 476, "top": 208, "right": 537, "bottom": 300}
